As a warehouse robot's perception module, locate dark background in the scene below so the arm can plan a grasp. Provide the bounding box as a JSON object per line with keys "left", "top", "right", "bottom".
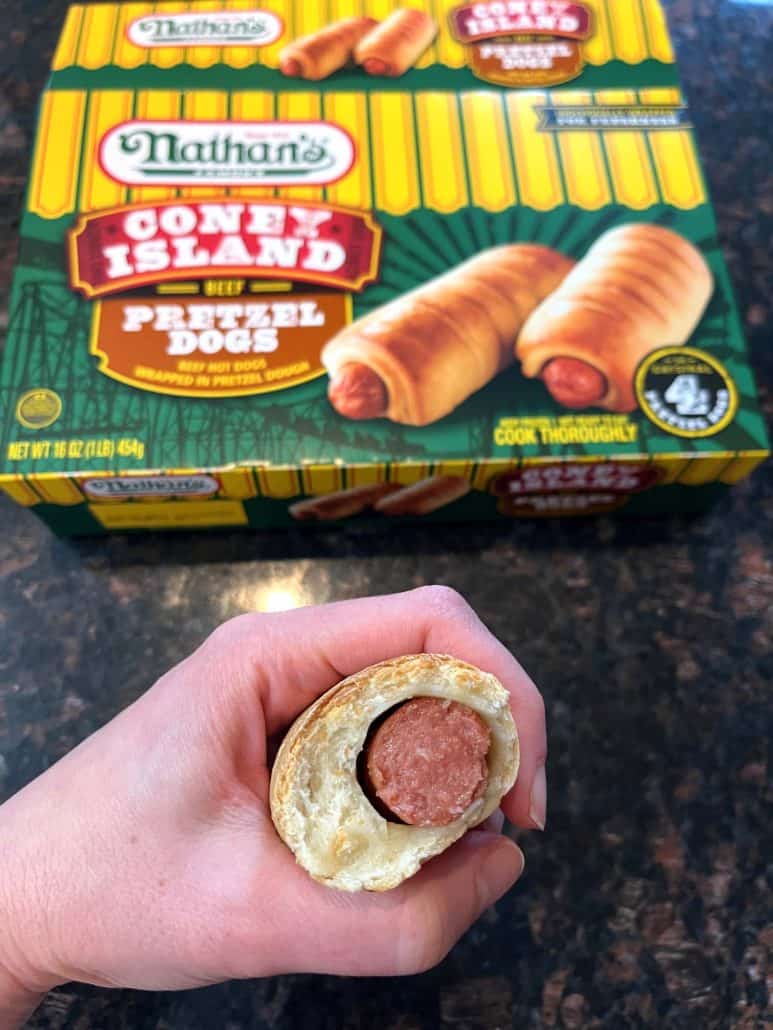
{"left": 1, "top": 1, "right": 771, "bottom": 1027}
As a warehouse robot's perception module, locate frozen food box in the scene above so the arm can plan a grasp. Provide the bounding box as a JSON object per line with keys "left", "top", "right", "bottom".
{"left": 0, "top": 0, "right": 768, "bottom": 533}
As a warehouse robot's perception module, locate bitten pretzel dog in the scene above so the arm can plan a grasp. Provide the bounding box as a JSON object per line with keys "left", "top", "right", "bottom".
{"left": 323, "top": 245, "right": 575, "bottom": 426}
{"left": 374, "top": 475, "right": 471, "bottom": 516}
{"left": 279, "top": 16, "right": 378, "bottom": 80}
{"left": 516, "top": 224, "right": 714, "bottom": 412}
{"left": 354, "top": 9, "right": 438, "bottom": 77}
{"left": 289, "top": 483, "right": 400, "bottom": 521}
{"left": 270, "top": 654, "right": 519, "bottom": 891}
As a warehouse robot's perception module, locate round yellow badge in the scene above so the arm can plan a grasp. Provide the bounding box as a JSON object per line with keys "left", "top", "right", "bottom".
{"left": 634, "top": 347, "right": 738, "bottom": 439}
{"left": 15, "top": 388, "right": 63, "bottom": 430}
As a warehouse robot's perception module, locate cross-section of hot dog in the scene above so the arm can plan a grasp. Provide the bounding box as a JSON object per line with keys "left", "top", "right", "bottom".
{"left": 362, "top": 697, "right": 491, "bottom": 826}
{"left": 269, "top": 654, "right": 519, "bottom": 891}
{"left": 323, "top": 245, "right": 575, "bottom": 426}
{"left": 516, "top": 224, "right": 714, "bottom": 413}
{"left": 354, "top": 9, "right": 437, "bottom": 77}
{"left": 279, "top": 16, "right": 378, "bottom": 80}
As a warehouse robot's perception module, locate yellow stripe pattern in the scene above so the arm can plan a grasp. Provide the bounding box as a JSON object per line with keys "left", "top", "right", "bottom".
{"left": 186, "top": 0, "right": 225, "bottom": 69}
{"left": 30, "top": 92, "right": 87, "bottom": 218}
{"left": 51, "top": 0, "right": 675, "bottom": 70}
{"left": 275, "top": 92, "right": 324, "bottom": 203}
{"left": 639, "top": 87, "right": 706, "bottom": 209}
{"left": 217, "top": 468, "right": 258, "bottom": 498}
{"left": 149, "top": 2, "right": 189, "bottom": 70}
{"left": 132, "top": 90, "right": 182, "bottom": 203}
{"left": 597, "top": 88, "right": 659, "bottom": 210}
{"left": 301, "top": 464, "right": 344, "bottom": 494}
{"left": 0, "top": 479, "right": 41, "bottom": 506}
{"left": 27, "top": 476, "right": 85, "bottom": 505}
{"left": 551, "top": 91, "right": 611, "bottom": 209}
{"left": 4, "top": 451, "right": 766, "bottom": 510}
{"left": 719, "top": 453, "right": 769, "bottom": 485}
{"left": 79, "top": 90, "right": 133, "bottom": 211}
{"left": 27, "top": 87, "right": 708, "bottom": 219}
{"left": 461, "top": 93, "right": 517, "bottom": 211}
{"left": 112, "top": 3, "right": 153, "bottom": 70}
{"left": 506, "top": 91, "right": 564, "bottom": 211}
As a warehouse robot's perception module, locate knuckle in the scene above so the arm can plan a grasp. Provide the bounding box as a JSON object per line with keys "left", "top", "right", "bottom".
{"left": 205, "top": 613, "right": 258, "bottom": 650}
{"left": 416, "top": 584, "right": 470, "bottom": 620}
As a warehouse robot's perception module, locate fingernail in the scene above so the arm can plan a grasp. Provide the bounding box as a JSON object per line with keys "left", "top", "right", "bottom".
{"left": 529, "top": 764, "right": 547, "bottom": 830}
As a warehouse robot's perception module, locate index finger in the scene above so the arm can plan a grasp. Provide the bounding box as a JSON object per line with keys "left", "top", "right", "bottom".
{"left": 216, "top": 586, "right": 547, "bottom": 829}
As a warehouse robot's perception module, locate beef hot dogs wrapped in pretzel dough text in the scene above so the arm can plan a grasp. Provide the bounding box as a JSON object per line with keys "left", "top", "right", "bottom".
{"left": 323, "top": 244, "right": 575, "bottom": 426}
{"left": 516, "top": 223, "right": 714, "bottom": 412}
{"left": 279, "top": 17, "right": 378, "bottom": 80}
{"left": 270, "top": 654, "right": 519, "bottom": 892}
{"left": 354, "top": 9, "right": 438, "bottom": 76}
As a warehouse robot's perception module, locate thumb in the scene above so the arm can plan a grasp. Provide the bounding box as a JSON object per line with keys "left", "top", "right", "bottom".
{"left": 391, "top": 832, "right": 525, "bottom": 975}
{"left": 266, "top": 831, "right": 524, "bottom": 978}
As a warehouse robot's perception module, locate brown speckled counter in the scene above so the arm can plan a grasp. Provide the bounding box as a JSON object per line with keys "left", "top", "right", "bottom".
{"left": 1, "top": 1, "right": 772, "bottom": 1027}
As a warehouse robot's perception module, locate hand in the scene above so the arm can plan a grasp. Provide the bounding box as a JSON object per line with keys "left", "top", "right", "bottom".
{"left": 0, "top": 587, "right": 547, "bottom": 1023}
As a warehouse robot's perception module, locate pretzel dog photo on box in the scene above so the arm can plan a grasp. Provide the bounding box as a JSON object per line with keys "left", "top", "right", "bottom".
{"left": 321, "top": 225, "right": 714, "bottom": 427}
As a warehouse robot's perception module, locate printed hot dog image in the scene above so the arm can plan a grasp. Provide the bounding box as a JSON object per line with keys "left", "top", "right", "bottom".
{"left": 374, "top": 475, "right": 471, "bottom": 516}
{"left": 278, "top": 16, "right": 378, "bottom": 80}
{"left": 323, "top": 244, "right": 575, "bottom": 426}
{"left": 289, "top": 482, "right": 400, "bottom": 521}
{"left": 516, "top": 224, "right": 714, "bottom": 412}
{"left": 5, "top": 0, "right": 765, "bottom": 540}
{"left": 270, "top": 654, "right": 519, "bottom": 891}
{"left": 354, "top": 9, "right": 438, "bottom": 77}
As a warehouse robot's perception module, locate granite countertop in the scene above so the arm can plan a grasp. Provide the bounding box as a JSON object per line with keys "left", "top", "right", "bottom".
{"left": 1, "top": 2, "right": 772, "bottom": 1027}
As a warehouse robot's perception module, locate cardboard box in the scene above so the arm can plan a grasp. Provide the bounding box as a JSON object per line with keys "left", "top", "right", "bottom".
{"left": 0, "top": 0, "right": 768, "bottom": 534}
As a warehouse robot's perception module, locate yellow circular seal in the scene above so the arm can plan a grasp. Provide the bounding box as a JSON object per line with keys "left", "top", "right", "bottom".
{"left": 634, "top": 347, "right": 738, "bottom": 438}
{"left": 15, "top": 388, "right": 63, "bottom": 430}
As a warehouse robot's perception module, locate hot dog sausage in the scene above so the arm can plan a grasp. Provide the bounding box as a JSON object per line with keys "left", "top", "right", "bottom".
{"left": 542, "top": 358, "right": 608, "bottom": 408}
{"left": 327, "top": 362, "right": 389, "bottom": 420}
{"left": 363, "top": 697, "right": 491, "bottom": 827}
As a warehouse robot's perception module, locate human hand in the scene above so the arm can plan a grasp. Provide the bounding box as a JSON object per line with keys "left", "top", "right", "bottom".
{"left": 0, "top": 587, "right": 547, "bottom": 1024}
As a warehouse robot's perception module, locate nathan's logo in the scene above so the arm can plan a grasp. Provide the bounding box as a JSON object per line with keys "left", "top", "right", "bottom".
{"left": 100, "top": 121, "right": 355, "bottom": 188}
{"left": 127, "top": 10, "right": 283, "bottom": 48}
{"left": 450, "top": 1, "right": 592, "bottom": 87}
{"left": 68, "top": 199, "right": 381, "bottom": 298}
{"left": 84, "top": 475, "right": 219, "bottom": 499}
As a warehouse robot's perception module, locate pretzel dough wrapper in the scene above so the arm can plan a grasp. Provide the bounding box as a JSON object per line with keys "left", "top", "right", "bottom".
{"left": 355, "top": 9, "right": 438, "bottom": 77}
{"left": 279, "top": 17, "right": 378, "bottom": 80}
{"left": 289, "top": 483, "right": 401, "bottom": 521}
{"left": 323, "top": 244, "right": 575, "bottom": 426}
{"left": 516, "top": 224, "right": 714, "bottom": 412}
{"left": 270, "top": 654, "right": 519, "bottom": 892}
{"left": 375, "top": 475, "right": 471, "bottom": 516}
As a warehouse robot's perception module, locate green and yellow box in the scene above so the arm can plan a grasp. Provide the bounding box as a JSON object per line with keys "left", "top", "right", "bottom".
{"left": 0, "top": 0, "right": 768, "bottom": 533}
